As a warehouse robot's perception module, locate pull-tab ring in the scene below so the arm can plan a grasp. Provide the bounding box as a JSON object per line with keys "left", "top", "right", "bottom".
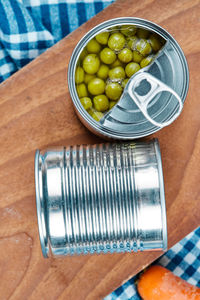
{"left": 127, "top": 72, "right": 183, "bottom": 128}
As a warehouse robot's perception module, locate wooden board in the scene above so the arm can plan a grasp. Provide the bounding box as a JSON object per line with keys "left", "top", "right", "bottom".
{"left": 0, "top": 0, "right": 200, "bottom": 299}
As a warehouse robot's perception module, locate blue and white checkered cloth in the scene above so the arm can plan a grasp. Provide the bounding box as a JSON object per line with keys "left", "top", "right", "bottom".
{"left": 105, "top": 227, "right": 200, "bottom": 299}
{"left": 0, "top": 1, "right": 199, "bottom": 299}
{"left": 0, "top": 0, "right": 113, "bottom": 82}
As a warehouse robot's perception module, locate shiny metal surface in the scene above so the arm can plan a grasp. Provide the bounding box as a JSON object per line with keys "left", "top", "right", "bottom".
{"left": 101, "top": 71, "right": 183, "bottom": 129}
{"left": 35, "top": 139, "right": 167, "bottom": 258}
{"left": 68, "top": 17, "right": 189, "bottom": 139}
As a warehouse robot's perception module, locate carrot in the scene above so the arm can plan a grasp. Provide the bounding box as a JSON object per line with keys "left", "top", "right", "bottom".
{"left": 137, "top": 265, "right": 200, "bottom": 300}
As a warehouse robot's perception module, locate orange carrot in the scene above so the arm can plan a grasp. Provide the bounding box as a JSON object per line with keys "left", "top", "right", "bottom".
{"left": 137, "top": 265, "right": 200, "bottom": 300}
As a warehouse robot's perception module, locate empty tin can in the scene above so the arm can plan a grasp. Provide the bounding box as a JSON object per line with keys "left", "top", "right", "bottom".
{"left": 35, "top": 139, "right": 167, "bottom": 257}
{"left": 68, "top": 18, "right": 189, "bottom": 139}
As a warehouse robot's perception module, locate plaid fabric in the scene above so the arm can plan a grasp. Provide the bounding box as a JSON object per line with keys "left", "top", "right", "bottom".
{"left": 0, "top": 0, "right": 113, "bottom": 82}
{"left": 0, "top": 2, "right": 200, "bottom": 299}
{"left": 105, "top": 227, "right": 200, "bottom": 300}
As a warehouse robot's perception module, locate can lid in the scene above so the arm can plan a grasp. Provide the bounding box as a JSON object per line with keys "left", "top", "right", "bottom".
{"left": 35, "top": 150, "right": 49, "bottom": 258}
{"left": 100, "top": 41, "right": 187, "bottom": 137}
{"left": 127, "top": 72, "right": 182, "bottom": 128}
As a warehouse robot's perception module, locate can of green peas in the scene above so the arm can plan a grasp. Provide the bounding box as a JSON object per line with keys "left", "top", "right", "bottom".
{"left": 68, "top": 18, "right": 189, "bottom": 139}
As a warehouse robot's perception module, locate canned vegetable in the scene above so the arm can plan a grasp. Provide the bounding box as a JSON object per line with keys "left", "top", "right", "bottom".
{"left": 68, "top": 18, "right": 189, "bottom": 140}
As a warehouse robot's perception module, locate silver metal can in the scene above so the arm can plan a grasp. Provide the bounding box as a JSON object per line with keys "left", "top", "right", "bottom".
{"left": 68, "top": 18, "right": 189, "bottom": 139}
{"left": 35, "top": 139, "right": 167, "bottom": 257}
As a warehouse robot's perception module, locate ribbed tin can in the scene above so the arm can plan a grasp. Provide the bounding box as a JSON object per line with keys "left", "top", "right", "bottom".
{"left": 68, "top": 17, "right": 189, "bottom": 140}
{"left": 35, "top": 139, "right": 167, "bottom": 258}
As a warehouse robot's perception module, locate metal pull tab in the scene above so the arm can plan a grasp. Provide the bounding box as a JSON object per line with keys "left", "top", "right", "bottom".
{"left": 127, "top": 72, "right": 183, "bottom": 128}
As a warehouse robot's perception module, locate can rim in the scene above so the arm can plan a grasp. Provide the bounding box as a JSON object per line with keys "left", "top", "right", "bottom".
{"left": 35, "top": 150, "right": 49, "bottom": 258}
{"left": 154, "top": 139, "right": 168, "bottom": 250}
{"left": 68, "top": 17, "right": 189, "bottom": 140}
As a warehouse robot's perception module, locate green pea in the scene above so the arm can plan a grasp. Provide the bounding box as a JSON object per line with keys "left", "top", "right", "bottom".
{"left": 83, "top": 54, "right": 100, "bottom": 74}
{"left": 79, "top": 48, "right": 88, "bottom": 61}
{"left": 110, "top": 26, "right": 120, "bottom": 33}
{"left": 93, "top": 94, "right": 109, "bottom": 112}
{"left": 121, "top": 78, "right": 129, "bottom": 88}
{"left": 149, "top": 33, "right": 162, "bottom": 52}
{"left": 87, "top": 107, "right": 95, "bottom": 116}
{"left": 80, "top": 97, "right": 92, "bottom": 110}
{"left": 77, "top": 83, "right": 88, "bottom": 98}
{"left": 125, "top": 62, "right": 140, "bottom": 77}
{"left": 108, "top": 66, "right": 125, "bottom": 80}
{"left": 108, "top": 33, "right": 126, "bottom": 51}
{"left": 100, "top": 47, "right": 116, "bottom": 64}
{"left": 118, "top": 48, "right": 133, "bottom": 63}
{"left": 136, "top": 39, "right": 152, "bottom": 56}
{"left": 88, "top": 78, "right": 105, "bottom": 95}
{"left": 75, "top": 66, "right": 85, "bottom": 84}
{"left": 92, "top": 111, "right": 104, "bottom": 121}
{"left": 120, "top": 25, "right": 137, "bottom": 37}
{"left": 84, "top": 73, "right": 95, "bottom": 84}
{"left": 110, "top": 58, "right": 124, "bottom": 68}
{"left": 105, "top": 82, "right": 123, "bottom": 100}
{"left": 137, "top": 28, "right": 149, "bottom": 39}
{"left": 95, "top": 32, "right": 110, "bottom": 45}
{"left": 86, "top": 38, "right": 101, "bottom": 53}
{"left": 140, "top": 55, "right": 153, "bottom": 68}
{"left": 127, "top": 36, "right": 138, "bottom": 50}
{"left": 97, "top": 64, "right": 110, "bottom": 79}
{"left": 132, "top": 50, "right": 144, "bottom": 63}
{"left": 109, "top": 101, "right": 117, "bottom": 109}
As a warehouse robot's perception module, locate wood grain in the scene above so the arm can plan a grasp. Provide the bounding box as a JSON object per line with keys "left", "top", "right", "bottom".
{"left": 0, "top": 0, "right": 200, "bottom": 299}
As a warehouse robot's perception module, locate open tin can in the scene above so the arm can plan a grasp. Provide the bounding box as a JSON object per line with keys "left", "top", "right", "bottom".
{"left": 68, "top": 18, "right": 189, "bottom": 139}
{"left": 35, "top": 139, "right": 167, "bottom": 257}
